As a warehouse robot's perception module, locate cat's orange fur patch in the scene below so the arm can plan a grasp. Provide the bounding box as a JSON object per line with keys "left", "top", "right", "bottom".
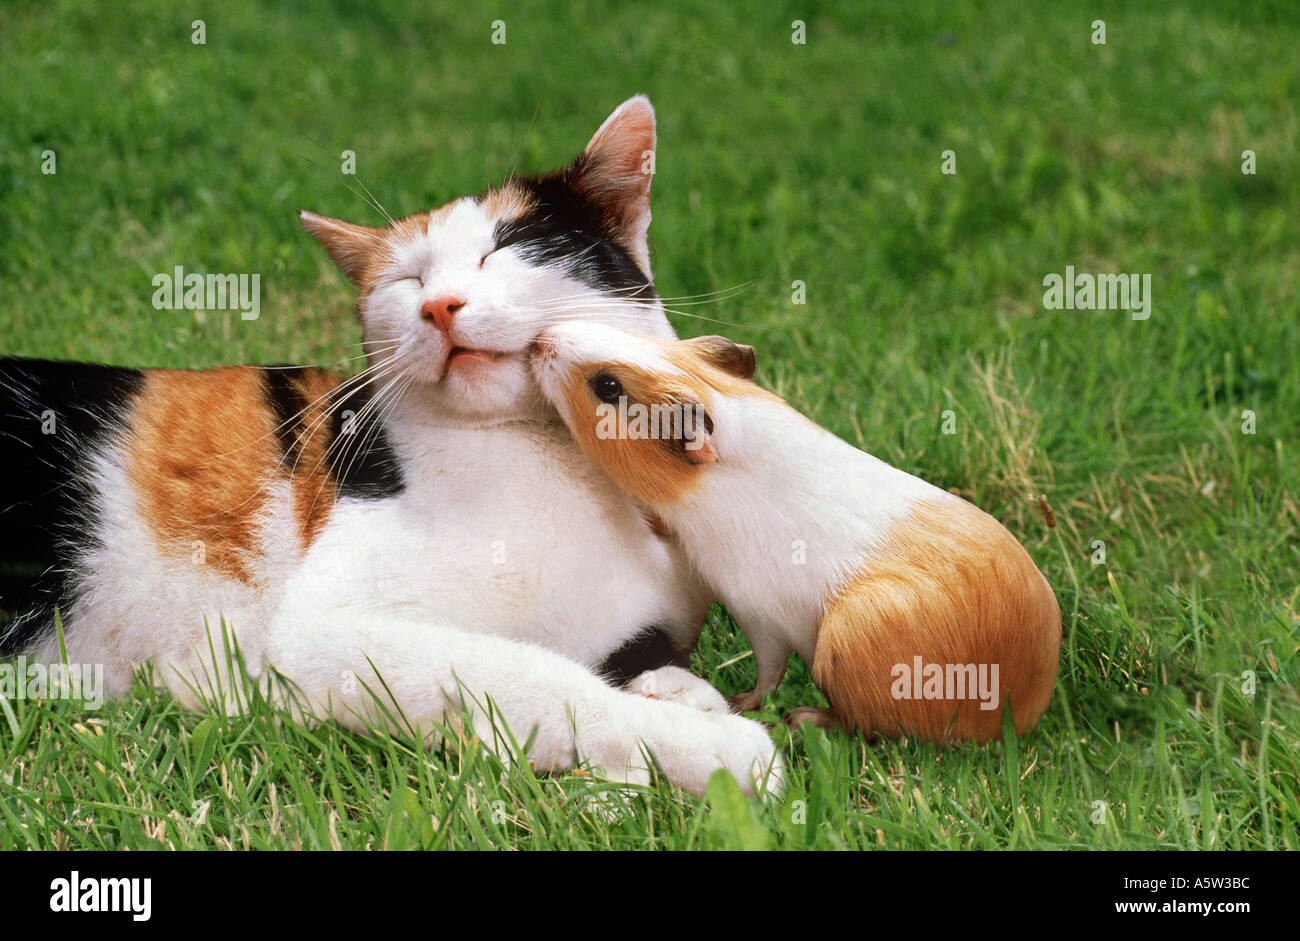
{"left": 126, "top": 367, "right": 350, "bottom": 582}
{"left": 276, "top": 368, "right": 345, "bottom": 549}
{"left": 480, "top": 183, "right": 537, "bottom": 225}
{"left": 813, "top": 498, "right": 1061, "bottom": 743}
{"left": 297, "top": 212, "right": 388, "bottom": 293}
{"left": 127, "top": 369, "right": 281, "bottom": 583}
{"left": 555, "top": 364, "right": 707, "bottom": 505}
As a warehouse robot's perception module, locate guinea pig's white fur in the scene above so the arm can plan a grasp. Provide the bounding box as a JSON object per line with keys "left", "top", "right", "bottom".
{"left": 532, "top": 322, "right": 1061, "bottom": 742}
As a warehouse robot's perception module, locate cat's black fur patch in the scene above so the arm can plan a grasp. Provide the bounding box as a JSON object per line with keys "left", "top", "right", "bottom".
{"left": 258, "top": 366, "right": 406, "bottom": 500}
{"left": 326, "top": 380, "right": 406, "bottom": 500}
{"left": 597, "top": 626, "right": 692, "bottom": 688}
{"left": 492, "top": 171, "right": 659, "bottom": 302}
{"left": 0, "top": 359, "right": 144, "bottom": 653}
{"left": 261, "top": 366, "right": 311, "bottom": 460}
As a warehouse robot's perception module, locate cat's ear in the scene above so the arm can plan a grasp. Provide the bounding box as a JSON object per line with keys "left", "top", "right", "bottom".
{"left": 299, "top": 210, "right": 387, "bottom": 288}
{"left": 571, "top": 95, "right": 657, "bottom": 277}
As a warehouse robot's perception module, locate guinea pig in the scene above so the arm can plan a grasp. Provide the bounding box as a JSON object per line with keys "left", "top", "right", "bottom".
{"left": 531, "top": 322, "right": 1061, "bottom": 744}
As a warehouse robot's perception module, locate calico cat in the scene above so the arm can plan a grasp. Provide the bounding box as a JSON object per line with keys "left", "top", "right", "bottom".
{"left": 0, "top": 97, "right": 782, "bottom": 796}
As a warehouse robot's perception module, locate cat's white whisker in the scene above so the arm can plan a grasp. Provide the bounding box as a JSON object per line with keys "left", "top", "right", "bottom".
{"left": 315, "top": 368, "right": 416, "bottom": 511}
{"left": 296, "top": 143, "right": 394, "bottom": 225}
{"left": 244, "top": 350, "right": 406, "bottom": 461}
{"left": 284, "top": 353, "right": 410, "bottom": 485}
{"left": 350, "top": 175, "right": 396, "bottom": 227}
{"left": 203, "top": 353, "right": 411, "bottom": 527}
{"left": 189, "top": 357, "right": 413, "bottom": 526}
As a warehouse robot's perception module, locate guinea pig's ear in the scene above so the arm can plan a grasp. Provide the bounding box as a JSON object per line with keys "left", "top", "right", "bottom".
{"left": 669, "top": 400, "right": 717, "bottom": 465}
{"left": 682, "top": 336, "right": 757, "bottom": 380}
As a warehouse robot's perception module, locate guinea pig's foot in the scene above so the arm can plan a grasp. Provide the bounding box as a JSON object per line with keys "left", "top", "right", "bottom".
{"left": 784, "top": 706, "right": 848, "bottom": 732}
{"left": 728, "top": 689, "right": 763, "bottom": 714}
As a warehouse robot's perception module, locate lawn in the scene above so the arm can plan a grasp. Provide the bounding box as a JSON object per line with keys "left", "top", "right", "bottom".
{"left": 0, "top": 0, "right": 1296, "bottom": 849}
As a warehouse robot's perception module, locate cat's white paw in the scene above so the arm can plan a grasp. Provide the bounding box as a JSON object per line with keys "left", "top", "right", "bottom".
{"left": 724, "top": 714, "right": 785, "bottom": 799}
{"left": 576, "top": 689, "right": 783, "bottom": 800}
{"left": 637, "top": 703, "right": 785, "bottom": 799}
{"left": 626, "top": 665, "right": 730, "bottom": 714}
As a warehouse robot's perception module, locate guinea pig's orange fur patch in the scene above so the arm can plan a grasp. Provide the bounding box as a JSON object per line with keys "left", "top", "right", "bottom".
{"left": 554, "top": 335, "right": 787, "bottom": 505}
{"left": 814, "top": 497, "right": 1061, "bottom": 743}
{"left": 556, "top": 363, "right": 712, "bottom": 505}
{"left": 660, "top": 338, "right": 772, "bottom": 401}
{"left": 127, "top": 367, "right": 349, "bottom": 582}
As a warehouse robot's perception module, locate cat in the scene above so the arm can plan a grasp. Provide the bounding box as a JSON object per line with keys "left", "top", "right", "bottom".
{"left": 0, "top": 96, "right": 782, "bottom": 796}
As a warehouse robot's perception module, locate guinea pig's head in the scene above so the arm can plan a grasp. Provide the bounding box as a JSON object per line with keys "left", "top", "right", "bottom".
{"left": 530, "top": 322, "right": 757, "bottom": 505}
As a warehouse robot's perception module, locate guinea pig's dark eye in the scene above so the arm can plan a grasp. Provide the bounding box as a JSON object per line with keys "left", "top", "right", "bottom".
{"left": 590, "top": 373, "right": 624, "bottom": 404}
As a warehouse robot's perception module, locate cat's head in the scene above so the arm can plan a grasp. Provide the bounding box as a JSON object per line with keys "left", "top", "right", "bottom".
{"left": 300, "top": 95, "right": 673, "bottom": 422}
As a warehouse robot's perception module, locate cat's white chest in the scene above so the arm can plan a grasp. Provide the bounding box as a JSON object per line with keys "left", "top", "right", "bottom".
{"left": 277, "top": 419, "right": 709, "bottom": 668}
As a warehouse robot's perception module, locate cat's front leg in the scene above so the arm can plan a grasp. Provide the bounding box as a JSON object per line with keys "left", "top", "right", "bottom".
{"left": 261, "top": 609, "right": 782, "bottom": 797}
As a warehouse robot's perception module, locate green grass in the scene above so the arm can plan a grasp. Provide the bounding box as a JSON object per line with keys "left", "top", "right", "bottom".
{"left": 1, "top": 0, "right": 1297, "bottom": 849}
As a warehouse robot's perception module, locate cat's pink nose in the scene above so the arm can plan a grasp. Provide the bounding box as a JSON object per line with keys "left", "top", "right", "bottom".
{"left": 421, "top": 296, "right": 466, "bottom": 335}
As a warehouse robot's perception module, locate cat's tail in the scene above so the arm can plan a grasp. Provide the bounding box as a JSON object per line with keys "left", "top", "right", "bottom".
{"left": 0, "top": 358, "right": 143, "bottom": 654}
